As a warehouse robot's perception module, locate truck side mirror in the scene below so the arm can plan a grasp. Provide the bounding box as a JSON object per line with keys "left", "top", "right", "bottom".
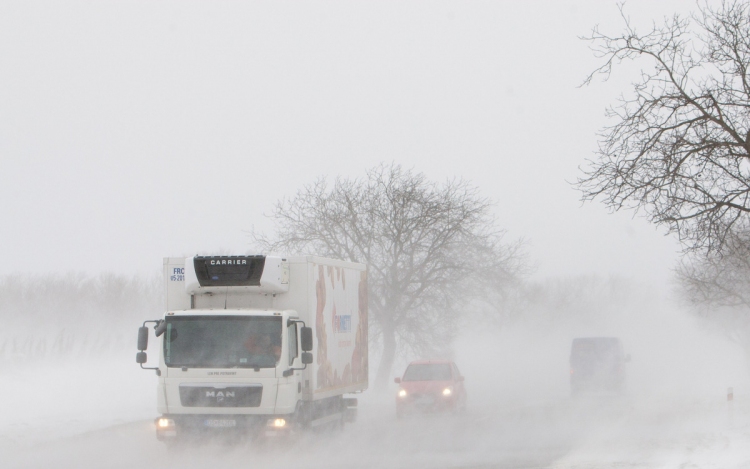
{"left": 154, "top": 320, "right": 167, "bottom": 337}
{"left": 301, "top": 352, "right": 313, "bottom": 365}
{"left": 394, "top": 377, "right": 401, "bottom": 384}
{"left": 136, "top": 320, "right": 161, "bottom": 375}
{"left": 301, "top": 326, "right": 313, "bottom": 352}
{"left": 137, "top": 326, "right": 149, "bottom": 351}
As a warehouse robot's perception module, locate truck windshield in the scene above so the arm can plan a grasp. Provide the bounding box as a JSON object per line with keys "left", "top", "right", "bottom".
{"left": 163, "top": 316, "right": 282, "bottom": 369}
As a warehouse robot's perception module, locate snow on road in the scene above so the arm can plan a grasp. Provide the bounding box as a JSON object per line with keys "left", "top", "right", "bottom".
{"left": 2, "top": 359, "right": 749, "bottom": 469}
{"left": 0, "top": 354, "right": 155, "bottom": 451}
{"left": 1, "top": 337, "right": 749, "bottom": 469}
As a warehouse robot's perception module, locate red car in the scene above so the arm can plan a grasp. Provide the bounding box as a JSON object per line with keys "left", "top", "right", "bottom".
{"left": 394, "top": 360, "right": 467, "bottom": 418}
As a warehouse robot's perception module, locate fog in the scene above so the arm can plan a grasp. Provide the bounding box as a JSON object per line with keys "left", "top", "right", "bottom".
{"left": 2, "top": 0, "right": 750, "bottom": 467}
{"left": 0, "top": 0, "right": 687, "bottom": 284}
{"left": 2, "top": 276, "right": 749, "bottom": 468}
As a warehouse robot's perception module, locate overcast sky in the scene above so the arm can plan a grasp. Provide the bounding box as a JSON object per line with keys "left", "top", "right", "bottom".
{"left": 1, "top": 1, "right": 699, "bottom": 283}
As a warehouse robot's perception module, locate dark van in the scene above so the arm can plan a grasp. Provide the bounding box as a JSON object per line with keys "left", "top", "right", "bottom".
{"left": 570, "top": 337, "right": 630, "bottom": 395}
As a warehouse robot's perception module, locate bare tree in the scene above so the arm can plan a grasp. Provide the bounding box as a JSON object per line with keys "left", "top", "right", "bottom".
{"left": 578, "top": 1, "right": 750, "bottom": 255}
{"left": 677, "top": 230, "right": 750, "bottom": 309}
{"left": 676, "top": 230, "right": 750, "bottom": 360}
{"left": 253, "top": 163, "right": 526, "bottom": 389}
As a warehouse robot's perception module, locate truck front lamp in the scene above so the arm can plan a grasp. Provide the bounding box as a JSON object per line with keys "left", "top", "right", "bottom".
{"left": 442, "top": 387, "right": 452, "bottom": 397}
{"left": 157, "top": 418, "right": 174, "bottom": 428}
{"left": 267, "top": 418, "right": 287, "bottom": 428}
{"left": 398, "top": 389, "right": 407, "bottom": 398}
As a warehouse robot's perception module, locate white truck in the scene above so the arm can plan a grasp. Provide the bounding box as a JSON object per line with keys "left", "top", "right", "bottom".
{"left": 136, "top": 255, "right": 368, "bottom": 443}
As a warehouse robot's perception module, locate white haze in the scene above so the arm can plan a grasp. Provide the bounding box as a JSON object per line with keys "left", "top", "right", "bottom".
{"left": 3, "top": 278, "right": 750, "bottom": 468}
{"left": 2, "top": 1, "right": 750, "bottom": 468}
{"left": 0, "top": 0, "right": 686, "bottom": 284}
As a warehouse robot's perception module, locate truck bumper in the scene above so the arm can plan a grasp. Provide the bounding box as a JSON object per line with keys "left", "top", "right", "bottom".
{"left": 156, "top": 414, "right": 293, "bottom": 442}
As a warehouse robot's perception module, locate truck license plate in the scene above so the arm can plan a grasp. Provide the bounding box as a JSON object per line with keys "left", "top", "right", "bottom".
{"left": 204, "top": 419, "right": 237, "bottom": 428}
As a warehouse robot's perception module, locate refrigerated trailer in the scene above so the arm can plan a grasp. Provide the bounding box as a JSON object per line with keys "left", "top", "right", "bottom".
{"left": 136, "top": 255, "right": 368, "bottom": 443}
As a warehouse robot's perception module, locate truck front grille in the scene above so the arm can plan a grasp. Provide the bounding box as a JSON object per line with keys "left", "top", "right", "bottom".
{"left": 179, "top": 384, "right": 262, "bottom": 408}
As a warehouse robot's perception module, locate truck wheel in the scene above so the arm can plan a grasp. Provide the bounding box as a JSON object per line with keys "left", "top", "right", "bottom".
{"left": 334, "top": 412, "right": 345, "bottom": 432}
{"left": 294, "top": 401, "right": 311, "bottom": 429}
{"left": 331, "top": 397, "right": 345, "bottom": 432}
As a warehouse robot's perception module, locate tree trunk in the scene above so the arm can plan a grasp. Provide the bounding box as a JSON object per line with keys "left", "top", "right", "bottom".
{"left": 374, "top": 323, "right": 397, "bottom": 391}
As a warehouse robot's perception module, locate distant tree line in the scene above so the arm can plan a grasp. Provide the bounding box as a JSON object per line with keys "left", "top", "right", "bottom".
{"left": 0, "top": 272, "right": 161, "bottom": 361}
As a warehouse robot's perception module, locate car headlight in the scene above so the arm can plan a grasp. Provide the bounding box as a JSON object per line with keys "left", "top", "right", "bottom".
{"left": 398, "top": 389, "right": 407, "bottom": 398}
{"left": 442, "top": 387, "right": 452, "bottom": 396}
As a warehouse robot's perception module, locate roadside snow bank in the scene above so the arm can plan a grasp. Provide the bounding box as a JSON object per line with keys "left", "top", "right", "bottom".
{"left": 549, "top": 395, "right": 750, "bottom": 469}
{"left": 0, "top": 352, "right": 157, "bottom": 449}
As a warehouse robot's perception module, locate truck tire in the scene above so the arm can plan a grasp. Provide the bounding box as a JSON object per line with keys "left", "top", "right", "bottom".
{"left": 294, "top": 401, "right": 311, "bottom": 429}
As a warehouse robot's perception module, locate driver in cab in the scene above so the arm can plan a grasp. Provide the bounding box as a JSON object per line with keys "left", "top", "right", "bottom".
{"left": 243, "top": 333, "right": 282, "bottom": 366}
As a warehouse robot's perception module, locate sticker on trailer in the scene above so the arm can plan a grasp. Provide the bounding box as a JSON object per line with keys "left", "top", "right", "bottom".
{"left": 314, "top": 265, "right": 368, "bottom": 391}
{"left": 170, "top": 267, "right": 185, "bottom": 282}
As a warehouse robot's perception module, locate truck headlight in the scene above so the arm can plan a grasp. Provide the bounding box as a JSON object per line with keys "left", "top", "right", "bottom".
{"left": 267, "top": 418, "right": 286, "bottom": 428}
{"left": 442, "top": 387, "right": 452, "bottom": 396}
{"left": 398, "top": 389, "right": 407, "bottom": 398}
{"left": 157, "top": 418, "right": 175, "bottom": 428}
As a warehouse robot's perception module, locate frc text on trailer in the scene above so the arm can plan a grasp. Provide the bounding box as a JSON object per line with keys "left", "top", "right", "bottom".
{"left": 136, "top": 255, "right": 368, "bottom": 444}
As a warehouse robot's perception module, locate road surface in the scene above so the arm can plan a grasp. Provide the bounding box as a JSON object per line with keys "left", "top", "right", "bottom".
{"left": 4, "top": 394, "right": 748, "bottom": 469}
